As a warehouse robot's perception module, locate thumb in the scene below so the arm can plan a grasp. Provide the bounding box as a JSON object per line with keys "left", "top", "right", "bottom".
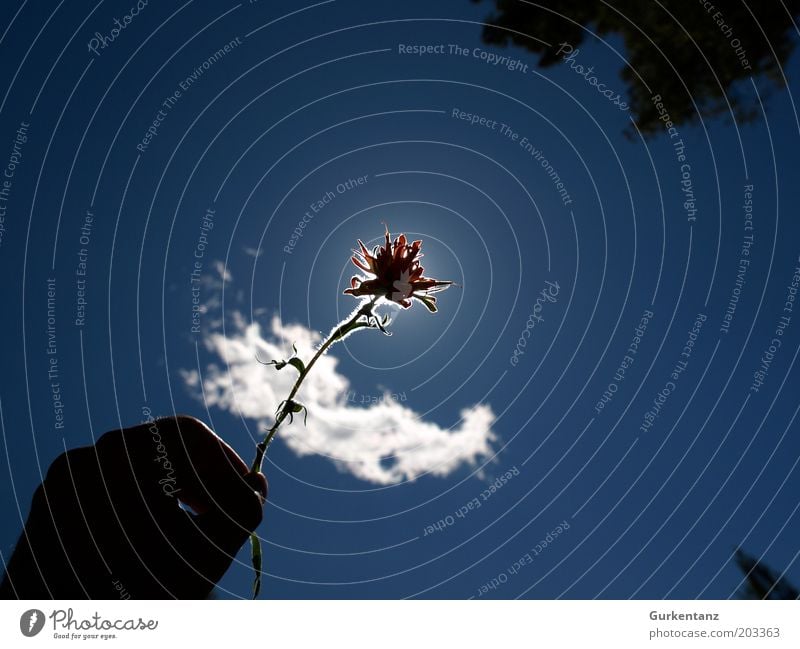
{"left": 177, "top": 471, "right": 268, "bottom": 593}
{"left": 193, "top": 470, "right": 267, "bottom": 550}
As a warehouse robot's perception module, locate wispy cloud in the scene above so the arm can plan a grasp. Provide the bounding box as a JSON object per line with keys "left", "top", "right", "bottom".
{"left": 182, "top": 304, "right": 498, "bottom": 485}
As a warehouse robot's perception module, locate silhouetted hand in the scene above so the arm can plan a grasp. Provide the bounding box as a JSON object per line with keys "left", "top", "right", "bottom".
{"left": 0, "top": 415, "right": 267, "bottom": 599}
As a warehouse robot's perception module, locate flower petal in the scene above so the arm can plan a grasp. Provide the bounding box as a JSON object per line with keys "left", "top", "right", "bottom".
{"left": 351, "top": 256, "right": 372, "bottom": 273}
{"left": 417, "top": 294, "right": 438, "bottom": 312}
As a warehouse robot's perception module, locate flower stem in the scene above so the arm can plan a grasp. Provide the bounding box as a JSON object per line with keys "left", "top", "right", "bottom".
{"left": 249, "top": 297, "right": 378, "bottom": 474}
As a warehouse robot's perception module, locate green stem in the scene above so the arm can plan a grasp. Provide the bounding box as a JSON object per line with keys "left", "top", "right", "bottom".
{"left": 248, "top": 297, "right": 380, "bottom": 598}
{"left": 249, "top": 297, "right": 378, "bottom": 474}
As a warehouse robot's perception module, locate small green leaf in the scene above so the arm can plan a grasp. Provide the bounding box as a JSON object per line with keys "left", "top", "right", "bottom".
{"left": 278, "top": 400, "right": 304, "bottom": 424}
{"left": 287, "top": 357, "right": 305, "bottom": 374}
{"left": 257, "top": 344, "right": 304, "bottom": 373}
{"left": 371, "top": 314, "right": 392, "bottom": 336}
{"left": 257, "top": 357, "right": 288, "bottom": 370}
{"left": 250, "top": 533, "right": 262, "bottom": 599}
{"left": 281, "top": 400, "right": 308, "bottom": 426}
{"left": 256, "top": 354, "right": 285, "bottom": 369}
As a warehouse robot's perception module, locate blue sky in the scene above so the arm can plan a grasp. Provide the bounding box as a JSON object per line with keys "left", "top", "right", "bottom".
{"left": 1, "top": 0, "right": 799, "bottom": 599}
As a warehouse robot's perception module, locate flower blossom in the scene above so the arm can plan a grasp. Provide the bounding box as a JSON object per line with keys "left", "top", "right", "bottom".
{"left": 344, "top": 226, "right": 453, "bottom": 312}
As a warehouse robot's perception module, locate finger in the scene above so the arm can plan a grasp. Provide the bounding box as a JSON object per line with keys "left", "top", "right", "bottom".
{"left": 96, "top": 415, "right": 255, "bottom": 516}
{"left": 194, "top": 472, "right": 265, "bottom": 539}
{"left": 196, "top": 469, "right": 267, "bottom": 536}
{"left": 161, "top": 416, "right": 259, "bottom": 518}
{"left": 18, "top": 422, "right": 267, "bottom": 599}
{"left": 167, "top": 416, "right": 253, "bottom": 515}
{"left": 246, "top": 471, "right": 268, "bottom": 502}
{"left": 98, "top": 416, "right": 268, "bottom": 565}
{"left": 183, "top": 471, "right": 266, "bottom": 588}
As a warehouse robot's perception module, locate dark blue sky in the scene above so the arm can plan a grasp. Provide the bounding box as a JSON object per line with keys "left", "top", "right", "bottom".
{"left": 1, "top": 0, "right": 799, "bottom": 599}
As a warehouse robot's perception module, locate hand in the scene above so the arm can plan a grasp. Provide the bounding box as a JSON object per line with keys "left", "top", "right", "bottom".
{"left": 0, "top": 415, "right": 267, "bottom": 599}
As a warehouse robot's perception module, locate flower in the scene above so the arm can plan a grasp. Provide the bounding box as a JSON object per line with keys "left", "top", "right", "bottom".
{"left": 344, "top": 226, "right": 453, "bottom": 311}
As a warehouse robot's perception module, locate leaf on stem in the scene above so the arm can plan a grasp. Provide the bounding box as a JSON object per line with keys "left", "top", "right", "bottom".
{"left": 256, "top": 355, "right": 287, "bottom": 370}
{"left": 276, "top": 399, "right": 308, "bottom": 425}
{"left": 256, "top": 342, "right": 305, "bottom": 374}
{"left": 286, "top": 400, "right": 308, "bottom": 425}
{"left": 287, "top": 357, "right": 306, "bottom": 373}
{"left": 371, "top": 314, "right": 392, "bottom": 335}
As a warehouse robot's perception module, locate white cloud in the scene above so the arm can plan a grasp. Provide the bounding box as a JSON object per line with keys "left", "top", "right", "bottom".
{"left": 182, "top": 311, "right": 498, "bottom": 485}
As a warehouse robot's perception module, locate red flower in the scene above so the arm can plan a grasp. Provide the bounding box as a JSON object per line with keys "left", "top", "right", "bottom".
{"left": 344, "top": 226, "right": 453, "bottom": 312}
